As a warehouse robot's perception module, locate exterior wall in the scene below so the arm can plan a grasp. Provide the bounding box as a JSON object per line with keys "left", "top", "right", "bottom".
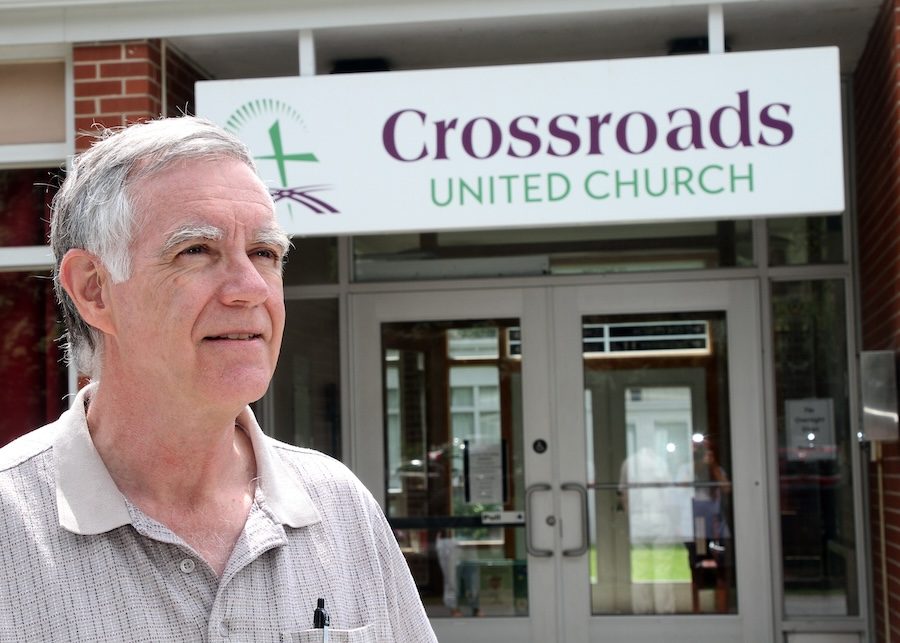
{"left": 73, "top": 40, "right": 163, "bottom": 150}
{"left": 73, "top": 40, "right": 206, "bottom": 149}
{"left": 854, "top": 0, "right": 900, "bottom": 640}
{"left": 165, "top": 44, "right": 207, "bottom": 117}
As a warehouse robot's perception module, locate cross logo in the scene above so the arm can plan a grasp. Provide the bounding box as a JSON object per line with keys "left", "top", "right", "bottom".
{"left": 224, "top": 99, "right": 339, "bottom": 215}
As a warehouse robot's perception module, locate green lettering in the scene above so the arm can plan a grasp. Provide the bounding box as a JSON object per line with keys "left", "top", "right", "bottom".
{"left": 674, "top": 166, "right": 695, "bottom": 195}
{"left": 524, "top": 173, "right": 542, "bottom": 203}
{"left": 548, "top": 173, "right": 571, "bottom": 202}
{"left": 730, "top": 163, "right": 754, "bottom": 192}
{"left": 584, "top": 170, "right": 610, "bottom": 200}
{"left": 699, "top": 165, "right": 724, "bottom": 194}
{"left": 615, "top": 169, "right": 639, "bottom": 198}
{"left": 499, "top": 175, "right": 518, "bottom": 203}
{"left": 430, "top": 178, "right": 453, "bottom": 207}
{"left": 460, "top": 177, "right": 483, "bottom": 205}
{"left": 643, "top": 168, "right": 668, "bottom": 197}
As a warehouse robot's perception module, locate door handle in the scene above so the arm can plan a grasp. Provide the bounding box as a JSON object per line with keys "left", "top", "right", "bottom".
{"left": 525, "top": 483, "right": 553, "bottom": 557}
{"left": 561, "top": 482, "right": 589, "bottom": 557}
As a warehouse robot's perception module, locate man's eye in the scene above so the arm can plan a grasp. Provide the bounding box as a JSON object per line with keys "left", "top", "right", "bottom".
{"left": 180, "top": 245, "right": 207, "bottom": 256}
{"left": 252, "top": 248, "right": 281, "bottom": 261}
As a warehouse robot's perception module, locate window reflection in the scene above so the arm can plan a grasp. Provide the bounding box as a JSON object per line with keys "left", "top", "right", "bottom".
{"left": 0, "top": 271, "right": 68, "bottom": 444}
{"left": 354, "top": 220, "right": 753, "bottom": 282}
{"left": 383, "top": 319, "right": 528, "bottom": 617}
{"left": 584, "top": 312, "right": 736, "bottom": 615}
{"left": 266, "top": 299, "right": 340, "bottom": 456}
{"left": 0, "top": 168, "right": 66, "bottom": 445}
{"left": 768, "top": 215, "right": 843, "bottom": 266}
{"left": 772, "top": 280, "right": 856, "bottom": 616}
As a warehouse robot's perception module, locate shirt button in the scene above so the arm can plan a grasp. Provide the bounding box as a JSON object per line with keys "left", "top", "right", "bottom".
{"left": 179, "top": 558, "right": 196, "bottom": 574}
{"left": 218, "top": 621, "right": 230, "bottom": 638}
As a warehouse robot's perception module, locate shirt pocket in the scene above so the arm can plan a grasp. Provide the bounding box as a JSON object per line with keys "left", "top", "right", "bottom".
{"left": 281, "top": 624, "right": 376, "bottom": 643}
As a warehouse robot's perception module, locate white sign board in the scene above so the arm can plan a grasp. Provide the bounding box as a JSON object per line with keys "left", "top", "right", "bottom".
{"left": 465, "top": 441, "right": 504, "bottom": 505}
{"left": 785, "top": 398, "right": 836, "bottom": 461}
{"left": 197, "top": 47, "right": 843, "bottom": 237}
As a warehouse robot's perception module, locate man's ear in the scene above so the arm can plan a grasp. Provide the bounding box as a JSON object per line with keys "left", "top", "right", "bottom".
{"left": 58, "top": 249, "right": 116, "bottom": 335}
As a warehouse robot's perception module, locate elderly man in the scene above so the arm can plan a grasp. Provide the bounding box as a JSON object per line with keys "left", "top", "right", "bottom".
{"left": 0, "top": 117, "right": 436, "bottom": 642}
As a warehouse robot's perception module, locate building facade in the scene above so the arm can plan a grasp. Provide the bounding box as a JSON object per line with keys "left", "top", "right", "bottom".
{"left": 0, "top": 1, "right": 897, "bottom": 641}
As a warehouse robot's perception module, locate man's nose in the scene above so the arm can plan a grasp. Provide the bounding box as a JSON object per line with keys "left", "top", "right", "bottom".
{"left": 220, "top": 253, "right": 270, "bottom": 306}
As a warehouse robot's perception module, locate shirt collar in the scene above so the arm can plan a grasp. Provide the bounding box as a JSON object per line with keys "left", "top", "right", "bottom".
{"left": 55, "top": 383, "right": 321, "bottom": 535}
{"left": 237, "top": 406, "right": 321, "bottom": 529}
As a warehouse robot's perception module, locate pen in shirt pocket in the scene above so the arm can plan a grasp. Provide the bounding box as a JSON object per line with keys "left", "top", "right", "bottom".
{"left": 313, "top": 597, "right": 330, "bottom": 642}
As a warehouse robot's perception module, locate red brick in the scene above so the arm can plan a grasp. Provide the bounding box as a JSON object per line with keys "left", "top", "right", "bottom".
{"left": 99, "top": 96, "right": 154, "bottom": 113}
{"left": 100, "top": 61, "right": 152, "bottom": 78}
{"left": 858, "top": 6, "right": 900, "bottom": 642}
{"left": 73, "top": 44, "right": 123, "bottom": 62}
{"left": 124, "top": 43, "right": 150, "bottom": 60}
{"left": 73, "top": 64, "right": 97, "bottom": 80}
{"left": 75, "top": 99, "right": 96, "bottom": 116}
{"left": 74, "top": 79, "right": 123, "bottom": 98}
{"left": 124, "top": 78, "right": 159, "bottom": 96}
{"left": 74, "top": 116, "right": 95, "bottom": 129}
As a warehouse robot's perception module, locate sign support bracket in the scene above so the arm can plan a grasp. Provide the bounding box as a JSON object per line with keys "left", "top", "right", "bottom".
{"left": 708, "top": 4, "right": 725, "bottom": 54}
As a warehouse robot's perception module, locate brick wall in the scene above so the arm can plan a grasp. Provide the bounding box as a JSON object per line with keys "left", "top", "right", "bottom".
{"left": 854, "top": 0, "right": 900, "bottom": 640}
{"left": 165, "top": 43, "right": 208, "bottom": 117}
{"left": 73, "top": 40, "right": 163, "bottom": 151}
{"left": 73, "top": 40, "right": 208, "bottom": 151}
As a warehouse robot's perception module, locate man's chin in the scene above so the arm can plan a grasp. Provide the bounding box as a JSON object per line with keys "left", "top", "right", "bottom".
{"left": 204, "top": 370, "right": 274, "bottom": 409}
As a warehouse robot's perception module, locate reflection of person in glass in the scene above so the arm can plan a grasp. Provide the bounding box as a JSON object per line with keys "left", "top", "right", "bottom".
{"left": 618, "top": 445, "right": 678, "bottom": 614}
{"left": 436, "top": 530, "right": 481, "bottom": 616}
{"left": 432, "top": 443, "right": 482, "bottom": 617}
{"left": 679, "top": 434, "right": 732, "bottom": 613}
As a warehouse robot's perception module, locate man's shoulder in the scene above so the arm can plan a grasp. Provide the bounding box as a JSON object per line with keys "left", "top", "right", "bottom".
{"left": 0, "top": 421, "right": 60, "bottom": 474}
{"left": 266, "top": 438, "right": 356, "bottom": 479}
{"left": 263, "top": 437, "right": 376, "bottom": 503}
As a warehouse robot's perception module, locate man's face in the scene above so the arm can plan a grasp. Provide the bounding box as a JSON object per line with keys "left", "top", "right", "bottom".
{"left": 103, "top": 157, "right": 287, "bottom": 410}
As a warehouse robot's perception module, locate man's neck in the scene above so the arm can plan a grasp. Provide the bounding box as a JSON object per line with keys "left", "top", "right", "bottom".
{"left": 83, "top": 382, "right": 258, "bottom": 576}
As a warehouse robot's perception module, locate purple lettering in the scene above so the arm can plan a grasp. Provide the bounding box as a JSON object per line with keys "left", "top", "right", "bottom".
{"left": 710, "top": 90, "right": 752, "bottom": 149}
{"left": 434, "top": 118, "right": 458, "bottom": 160}
{"left": 462, "top": 117, "right": 502, "bottom": 160}
{"left": 588, "top": 113, "right": 613, "bottom": 155}
{"left": 616, "top": 112, "right": 658, "bottom": 154}
{"left": 666, "top": 107, "right": 705, "bottom": 151}
{"left": 383, "top": 109, "right": 428, "bottom": 162}
{"left": 758, "top": 103, "right": 794, "bottom": 146}
{"left": 508, "top": 115, "right": 541, "bottom": 158}
{"left": 547, "top": 114, "right": 581, "bottom": 157}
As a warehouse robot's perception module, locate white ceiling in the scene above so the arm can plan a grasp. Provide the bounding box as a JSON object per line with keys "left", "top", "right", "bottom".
{"left": 0, "top": 1, "right": 882, "bottom": 78}
{"left": 164, "top": 1, "right": 882, "bottom": 79}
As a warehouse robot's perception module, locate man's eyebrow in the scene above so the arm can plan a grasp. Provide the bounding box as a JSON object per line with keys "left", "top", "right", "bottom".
{"left": 253, "top": 227, "right": 291, "bottom": 256}
{"left": 160, "top": 224, "right": 224, "bottom": 256}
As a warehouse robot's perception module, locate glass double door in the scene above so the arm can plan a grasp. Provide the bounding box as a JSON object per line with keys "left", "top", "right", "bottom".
{"left": 350, "top": 281, "right": 772, "bottom": 642}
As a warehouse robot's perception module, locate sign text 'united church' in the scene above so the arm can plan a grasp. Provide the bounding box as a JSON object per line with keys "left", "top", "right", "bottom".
{"left": 197, "top": 47, "right": 844, "bottom": 236}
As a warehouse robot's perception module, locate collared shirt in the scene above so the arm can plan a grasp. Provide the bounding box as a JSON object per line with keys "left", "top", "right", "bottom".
{"left": 0, "top": 384, "right": 437, "bottom": 642}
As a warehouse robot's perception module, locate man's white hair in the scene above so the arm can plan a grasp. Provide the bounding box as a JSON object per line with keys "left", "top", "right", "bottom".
{"left": 50, "top": 116, "right": 268, "bottom": 378}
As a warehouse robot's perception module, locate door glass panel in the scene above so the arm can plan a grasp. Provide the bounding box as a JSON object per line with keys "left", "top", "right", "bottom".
{"left": 382, "top": 319, "right": 528, "bottom": 618}
{"left": 264, "top": 298, "right": 341, "bottom": 456}
{"left": 772, "top": 280, "right": 857, "bottom": 616}
{"left": 283, "top": 236, "right": 338, "bottom": 285}
{"left": 583, "top": 312, "right": 736, "bottom": 615}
